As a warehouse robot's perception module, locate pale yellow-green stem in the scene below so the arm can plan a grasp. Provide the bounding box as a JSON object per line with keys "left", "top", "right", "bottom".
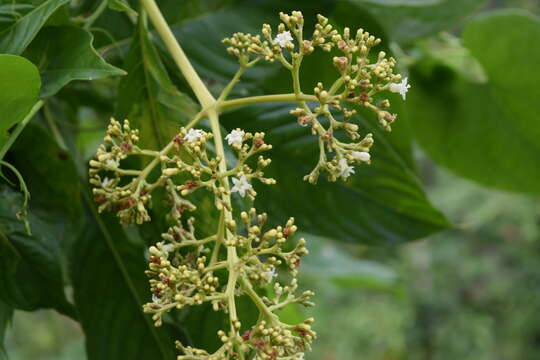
{"left": 141, "top": 0, "right": 214, "bottom": 107}
{"left": 140, "top": 3, "right": 291, "bottom": 357}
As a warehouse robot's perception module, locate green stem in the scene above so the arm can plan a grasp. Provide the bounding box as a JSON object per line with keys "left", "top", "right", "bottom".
{"left": 141, "top": 0, "right": 214, "bottom": 106}
{"left": 0, "top": 100, "right": 44, "bottom": 162}
{"left": 84, "top": 0, "right": 108, "bottom": 30}
{"left": 217, "top": 66, "right": 245, "bottom": 103}
{"left": 43, "top": 103, "right": 68, "bottom": 150}
{"left": 219, "top": 93, "right": 317, "bottom": 110}
{"left": 239, "top": 276, "right": 276, "bottom": 322}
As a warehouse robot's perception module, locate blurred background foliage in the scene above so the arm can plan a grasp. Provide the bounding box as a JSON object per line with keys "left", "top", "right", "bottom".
{"left": 1, "top": 0, "right": 540, "bottom": 359}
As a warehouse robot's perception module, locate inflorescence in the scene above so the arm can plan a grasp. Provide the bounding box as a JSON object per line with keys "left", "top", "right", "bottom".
{"left": 90, "top": 10, "right": 409, "bottom": 360}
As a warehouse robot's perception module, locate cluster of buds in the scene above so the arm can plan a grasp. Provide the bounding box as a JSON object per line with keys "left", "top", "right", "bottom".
{"left": 90, "top": 119, "right": 314, "bottom": 359}
{"left": 143, "top": 208, "right": 315, "bottom": 360}
{"left": 223, "top": 11, "right": 411, "bottom": 184}
{"left": 88, "top": 119, "right": 153, "bottom": 224}
{"left": 89, "top": 121, "right": 275, "bottom": 223}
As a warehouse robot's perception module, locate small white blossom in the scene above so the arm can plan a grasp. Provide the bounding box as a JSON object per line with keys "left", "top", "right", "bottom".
{"left": 105, "top": 159, "right": 119, "bottom": 169}
{"left": 183, "top": 128, "right": 204, "bottom": 142}
{"left": 274, "top": 31, "right": 293, "bottom": 48}
{"left": 101, "top": 177, "right": 113, "bottom": 188}
{"left": 152, "top": 294, "right": 159, "bottom": 303}
{"left": 225, "top": 129, "right": 245, "bottom": 147}
{"left": 389, "top": 77, "right": 411, "bottom": 100}
{"left": 352, "top": 151, "right": 371, "bottom": 163}
{"left": 162, "top": 244, "right": 175, "bottom": 254}
{"left": 264, "top": 267, "right": 278, "bottom": 282}
{"left": 338, "top": 158, "right": 355, "bottom": 179}
{"left": 231, "top": 176, "right": 252, "bottom": 197}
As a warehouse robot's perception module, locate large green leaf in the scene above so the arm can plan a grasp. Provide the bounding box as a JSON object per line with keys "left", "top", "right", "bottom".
{"left": 0, "top": 189, "right": 74, "bottom": 317}
{"left": 0, "top": 125, "right": 82, "bottom": 317}
{"left": 221, "top": 103, "right": 449, "bottom": 245}
{"left": 0, "top": 0, "right": 69, "bottom": 54}
{"left": 0, "top": 55, "right": 40, "bottom": 150}
{"left": 345, "top": 0, "right": 485, "bottom": 43}
{"left": 70, "top": 209, "right": 180, "bottom": 360}
{"left": 407, "top": 10, "right": 540, "bottom": 195}
{"left": 23, "top": 26, "right": 126, "bottom": 97}
{"left": 117, "top": 19, "right": 198, "bottom": 150}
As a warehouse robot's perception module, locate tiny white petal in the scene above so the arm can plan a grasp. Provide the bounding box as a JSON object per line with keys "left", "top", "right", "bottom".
{"left": 105, "top": 159, "right": 119, "bottom": 169}
{"left": 338, "top": 158, "right": 355, "bottom": 179}
{"left": 352, "top": 151, "right": 371, "bottom": 163}
{"left": 101, "top": 177, "right": 113, "bottom": 188}
{"left": 162, "top": 244, "right": 175, "bottom": 253}
{"left": 389, "top": 77, "right": 411, "bottom": 100}
{"left": 152, "top": 294, "right": 159, "bottom": 303}
{"left": 184, "top": 129, "right": 204, "bottom": 142}
{"left": 264, "top": 267, "right": 278, "bottom": 282}
{"left": 274, "top": 31, "right": 294, "bottom": 48}
{"left": 225, "top": 129, "right": 245, "bottom": 147}
{"left": 230, "top": 175, "right": 252, "bottom": 197}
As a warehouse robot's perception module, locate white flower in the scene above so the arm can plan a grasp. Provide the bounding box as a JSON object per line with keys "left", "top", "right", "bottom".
{"left": 105, "top": 159, "right": 119, "bottom": 169}
{"left": 389, "top": 77, "right": 411, "bottom": 100}
{"left": 162, "top": 244, "right": 175, "bottom": 254}
{"left": 352, "top": 151, "right": 371, "bottom": 163}
{"left": 338, "top": 158, "right": 355, "bottom": 179}
{"left": 101, "top": 177, "right": 113, "bottom": 188}
{"left": 152, "top": 294, "right": 159, "bottom": 303}
{"left": 183, "top": 128, "right": 204, "bottom": 142}
{"left": 225, "top": 129, "right": 245, "bottom": 147}
{"left": 274, "top": 31, "right": 293, "bottom": 48}
{"left": 264, "top": 267, "right": 278, "bottom": 282}
{"left": 231, "top": 175, "right": 252, "bottom": 197}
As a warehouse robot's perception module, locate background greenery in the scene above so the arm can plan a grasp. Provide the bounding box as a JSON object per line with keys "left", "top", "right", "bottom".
{"left": 1, "top": 0, "right": 539, "bottom": 359}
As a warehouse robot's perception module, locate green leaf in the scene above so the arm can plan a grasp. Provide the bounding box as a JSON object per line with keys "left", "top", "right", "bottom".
{"left": 71, "top": 208, "right": 180, "bottom": 360}
{"left": 301, "top": 233, "right": 398, "bottom": 290}
{"left": 108, "top": 0, "right": 137, "bottom": 17}
{"left": 23, "top": 26, "right": 126, "bottom": 97}
{"left": 0, "top": 300, "right": 13, "bottom": 359}
{"left": 117, "top": 19, "right": 198, "bottom": 151}
{"left": 221, "top": 103, "right": 450, "bottom": 245}
{"left": 346, "top": 0, "right": 485, "bottom": 43}
{"left": 0, "top": 186, "right": 75, "bottom": 317}
{"left": 0, "top": 55, "right": 40, "bottom": 151}
{"left": 0, "top": 125, "right": 82, "bottom": 317}
{"left": 0, "top": 0, "right": 69, "bottom": 54}
{"left": 407, "top": 10, "right": 540, "bottom": 195}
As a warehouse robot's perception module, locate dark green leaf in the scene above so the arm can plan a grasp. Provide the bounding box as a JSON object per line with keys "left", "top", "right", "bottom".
{"left": 0, "top": 186, "right": 75, "bottom": 317}
{"left": 0, "top": 125, "right": 82, "bottom": 317}
{"left": 23, "top": 26, "right": 126, "bottom": 97}
{"left": 71, "top": 208, "right": 180, "bottom": 360}
{"left": 117, "top": 19, "right": 198, "bottom": 151}
{"left": 221, "top": 103, "right": 450, "bottom": 245}
{"left": 108, "top": 0, "right": 137, "bottom": 17}
{"left": 407, "top": 10, "right": 540, "bottom": 195}
{"left": 346, "top": 0, "right": 485, "bottom": 43}
{"left": 0, "top": 54, "right": 40, "bottom": 150}
{"left": 0, "top": 0, "right": 69, "bottom": 54}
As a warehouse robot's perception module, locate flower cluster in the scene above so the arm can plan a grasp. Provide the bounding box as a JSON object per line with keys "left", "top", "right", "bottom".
{"left": 90, "top": 119, "right": 315, "bottom": 360}
{"left": 223, "top": 11, "right": 410, "bottom": 184}
{"left": 144, "top": 210, "right": 314, "bottom": 360}
{"left": 89, "top": 121, "right": 274, "bottom": 223}
{"left": 90, "top": 9, "right": 408, "bottom": 360}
